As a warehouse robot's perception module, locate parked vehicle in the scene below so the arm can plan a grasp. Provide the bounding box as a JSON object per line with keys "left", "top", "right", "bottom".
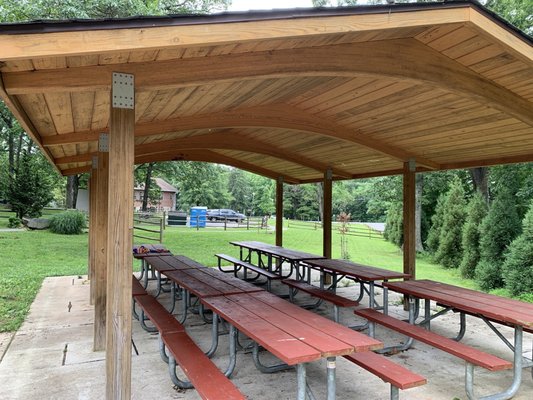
{"left": 207, "top": 209, "right": 246, "bottom": 223}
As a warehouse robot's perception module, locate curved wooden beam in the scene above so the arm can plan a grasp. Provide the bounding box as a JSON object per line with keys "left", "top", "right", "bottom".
{"left": 44, "top": 104, "right": 439, "bottom": 169}
{"left": 136, "top": 149, "right": 300, "bottom": 184}
{"left": 135, "top": 131, "right": 352, "bottom": 177}
{"left": 4, "top": 39, "right": 533, "bottom": 127}
{"left": 54, "top": 131, "right": 350, "bottom": 178}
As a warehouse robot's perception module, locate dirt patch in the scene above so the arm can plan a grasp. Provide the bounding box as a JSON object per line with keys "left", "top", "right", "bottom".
{"left": 0, "top": 331, "right": 15, "bottom": 363}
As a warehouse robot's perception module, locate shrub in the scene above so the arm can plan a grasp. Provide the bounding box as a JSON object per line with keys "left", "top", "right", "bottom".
{"left": 425, "top": 194, "right": 446, "bottom": 254}
{"left": 49, "top": 210, "right": 86, "bottom": 234}
{"left": 8, "top": 216, "right": 21, "bottom": 228}
{"left": 459, "top": 193, "right": 488, "bottom": 278}
{"left": 434, "top": 178, "right": 467, "bottom": 268}
{"left": 476, "top": 189, "right": 521, "bottom": 290}
{"left": 503, "top": 202, "right": 533, "bottom": 296}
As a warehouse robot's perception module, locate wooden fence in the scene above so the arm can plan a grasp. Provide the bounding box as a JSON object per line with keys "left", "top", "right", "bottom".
{"left": 133, "top": 213, "right": 164, "bottom": 243}
{"left": 286, "top": 219, "right": 383, "bottom": 239}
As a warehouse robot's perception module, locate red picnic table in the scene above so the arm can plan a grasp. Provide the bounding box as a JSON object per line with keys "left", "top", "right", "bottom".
{"left": 230, "top": 240, "right": 324, "bottom": 279}
{"left": 383, "top": 279, "right": 533, "bottom": 400}
{"left": 305, "top": 258, "right": 410, "bottom": 314}
{"left": 201, "top": 290, "right": 382, "bottom": 399}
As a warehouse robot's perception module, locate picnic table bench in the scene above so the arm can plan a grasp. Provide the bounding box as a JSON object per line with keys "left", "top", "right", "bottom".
{"left": 282, "top": 278, "right": 358, "bottom": 323}
{"left": 130, "top": 274, "right": 245, "bottom": 399}
{"left": 230, "top": 240, "right": 324, "bottom": 279}
{"left": 305, "top": 258, "right": 410, "bottom": 315}
{"left": 363, "top": 279, "right": 532, "bottom": 400}
{"left": 216, "top": 253, "right": 281, "bottom": 291}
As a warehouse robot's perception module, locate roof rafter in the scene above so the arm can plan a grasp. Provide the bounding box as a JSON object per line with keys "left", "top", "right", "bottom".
{"left": 4, "top": 38, "right": 533, "bottom": 127}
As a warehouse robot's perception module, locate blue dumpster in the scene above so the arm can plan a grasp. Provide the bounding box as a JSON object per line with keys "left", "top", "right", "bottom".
{"left": 190, "top": 206, "right": 207, "bottom": 228}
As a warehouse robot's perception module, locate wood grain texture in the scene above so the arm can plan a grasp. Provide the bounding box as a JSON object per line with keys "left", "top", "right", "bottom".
{"left": 403, "top": 162, "right": 416, "bottom": 279}
{"left": 276, "top": 177, "right": 283, "bottom": 247}
{"left": 105, "top": 92, "right": 134, "bottom": 399}
{"left": 88, "top": 172, "right": 97, "bottom": 306}
{"left": 323, "top": 170, "right": 332, "bottom": 259}
{"left": 94, "top": 144, "right": 108, "bottom": 352}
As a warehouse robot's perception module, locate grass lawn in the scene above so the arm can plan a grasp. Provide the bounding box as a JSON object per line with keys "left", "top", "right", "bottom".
{"left": 0, "top": 222, "right": 516, "bottom": 333}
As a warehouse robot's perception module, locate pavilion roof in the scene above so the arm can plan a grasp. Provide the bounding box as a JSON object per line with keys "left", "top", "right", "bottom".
{"left": 0, "top": 1, "right": 531, "bottom": 184}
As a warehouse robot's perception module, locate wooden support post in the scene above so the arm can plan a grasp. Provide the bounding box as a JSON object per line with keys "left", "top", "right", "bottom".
{"left": 275, "top": 177, "right": 284, "bottom": 247}
{"left": 94, "top": 135, "right": 109, "bottom": 351}
{"left": 106, "top": 73, "right": 135, "bottom": 400}
{"left": 403, "top": 160, "right": 416, "bottom": 280}
{"left": 323, "top": 169, "right": 332, "bottom": 258}
{"left": 88, "top": 162, "right": 97, "bottom": 306}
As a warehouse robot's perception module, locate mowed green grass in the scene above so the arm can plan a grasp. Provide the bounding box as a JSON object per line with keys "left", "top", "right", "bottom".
{"left": 0, "top": 223, "right": 477, "bottom": 332}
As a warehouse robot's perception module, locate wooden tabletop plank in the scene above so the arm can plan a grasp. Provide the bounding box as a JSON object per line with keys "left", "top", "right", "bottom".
{"left": 416, "top": 280, "right": 533, "bottom": 313}
{"left": 226, "top": 293, "right": 354, "bottom": 357}
{"left": 230, "top": 241, "right": 324, "bottom": 261}
{"left": 385, "top": 280, "right": 533, "bottom": 328}
{"left": 170, "top": 255, "right": 208, "bottom": 270}
{"left": 305, "top": 258, "right": 410, "bottom": 281}
{"left": 145, "top": 255, "right": 183, "bottom": 272}
{"left": 249, "top": 291, "right": 382, "bottom": 352}
{"left": 164, "top": 269, "right": 223, "bottom": 298}
{"left": 198, "top": 267, "right": 263, "bottom": 293}
{"left": 183, "top": 268, "right": 247, "bottom": 296}
{"left": 202, "top": 295, "right": 321, "bottom": 365}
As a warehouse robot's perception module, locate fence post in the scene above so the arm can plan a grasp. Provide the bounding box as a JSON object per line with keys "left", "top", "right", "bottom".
{"left": 224, "top": 217, "right": 227, "bottom": 231}
{"left": 196, "top": 215, "right": 199, "bottom": 231}
{"left": 159, "top": 218, "right": 164, "bottom": 243}
{"left": 247, "top": 217, "right": 250, "bottom": 230}
{"left": 163, "top": 211, "right": 166, "bottom": 230}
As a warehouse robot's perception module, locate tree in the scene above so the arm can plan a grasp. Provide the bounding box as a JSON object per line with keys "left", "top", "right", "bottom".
{"left": 383, "top": 201, "right": 403, "bottom": 247}
{"left": 434, "top": 177, "right": 467, "bottom": 268}
{"left": 172, "top": 162, "right": 231, "bottom": 210}
{"left": 503, "top": 201, "right": 533, "bottom": 297}
{"left": 459, "top": 193, "right": 488, "bottom": 278}
{"left": 8, "top": 153, "right": 55, "bottom": 219}
{"left": 476, "top": 189, "right": 521, "bottom": 290}
{"left": 485, "top": 0, "right": 533, "bottom": 35}
{"left": 0, "top": 0, "right": 230, "bottom": 21}
{"left": 425, "top": 194, "right": 446, "bottom": 254}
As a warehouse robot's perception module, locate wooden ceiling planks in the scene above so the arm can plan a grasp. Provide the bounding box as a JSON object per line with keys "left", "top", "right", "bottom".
{"left": 0, "top": 3, "right": 531, "bottom": 180}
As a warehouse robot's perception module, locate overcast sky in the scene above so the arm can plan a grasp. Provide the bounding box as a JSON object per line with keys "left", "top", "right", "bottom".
{"left": 228, "top": 0, "right": 313, "bottom": 11}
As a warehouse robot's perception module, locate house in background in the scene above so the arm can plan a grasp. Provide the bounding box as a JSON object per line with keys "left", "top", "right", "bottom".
{"left": 134, "top": 178, "right": 177, "bottom": 212}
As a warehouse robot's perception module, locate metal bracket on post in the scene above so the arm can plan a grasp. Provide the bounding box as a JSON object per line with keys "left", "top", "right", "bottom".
{"left": 112, "top": 72, "right": 134, "bottom": 109}
{"left": 408, "top": 158, "right": 416, "bottom": 172}
{"left": 325, "top": 168, "right": 333, "bottom": 181}
{"left": 98, "top": 133, "right": 109, "bottom": 153}
{"left": 92, "top": 155, "right": 98, "bottom": 169}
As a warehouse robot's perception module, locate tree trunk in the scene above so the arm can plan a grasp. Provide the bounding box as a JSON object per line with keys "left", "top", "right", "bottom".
{"left": 141, "top": 163, "right": 154, "bottom": 211}
{"left": 469, "top": 167, "right": 489, "bottom": 202}
{"left": 66, "top": 175, "right": 80, "bottom": 209}
{"left": 415, "top": 173, "right": 424, "bottom": 252}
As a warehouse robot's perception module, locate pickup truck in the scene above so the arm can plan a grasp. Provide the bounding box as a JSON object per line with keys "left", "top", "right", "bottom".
{"left": 207, "top": 209, "right": 246, "bottom": 223}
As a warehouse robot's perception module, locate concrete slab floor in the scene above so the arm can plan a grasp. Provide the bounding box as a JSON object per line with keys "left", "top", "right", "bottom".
{"left": 0, "top": 275, "right": 531, "bottom": 400}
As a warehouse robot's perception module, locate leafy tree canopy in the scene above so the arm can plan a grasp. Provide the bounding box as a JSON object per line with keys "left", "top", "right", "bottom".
{"left": 0, "top": 0, "right": 229, "bottom": 21}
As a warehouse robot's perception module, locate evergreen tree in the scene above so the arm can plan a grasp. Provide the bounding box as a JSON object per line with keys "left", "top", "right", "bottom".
{"left": 459, "top": 193, "right": 488, "bottom": 278}
{"left": 434, "top": 178, "right": 467, "bottom": 268}
{"left": 425, "top": 194, "right": 446, "bottom": 254}
{"left": 502, "top": 201, "right": 533, "bottom": 296}
{"left": 476, "top": 189, "right": 521, "bottom": 290}
{"left": 383, "top": 201, "right": 403, "bottom": 247}
{"left": 8, "top": 153, "right": 55, "bottom": 219}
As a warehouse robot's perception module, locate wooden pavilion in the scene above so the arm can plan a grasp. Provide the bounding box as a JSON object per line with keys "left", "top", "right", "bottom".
{"left": 0, "top": 1, "right": 532, "bottom": 398}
